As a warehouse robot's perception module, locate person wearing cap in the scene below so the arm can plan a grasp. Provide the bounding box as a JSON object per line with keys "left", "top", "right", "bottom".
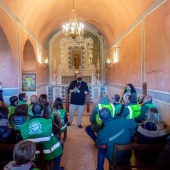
{"left": 20, "top": 102, "right": 64, "bottom": 170}
{"left": 95, "top": 108, "right": 137, "bottom": 170}
{"left": 121, "top": 94, "right": 141, "bottom": 119}
{"left": 112, "top": 94, "right": 124, "bottom": 116}
{"left": 8, "top": 96, "right": 18, "bottom": 116}
{"left": 134, "top": 95, "right": 156, "bottom": 123}
{"left": 85, "top": 94, "right": 115, "bottom": 143}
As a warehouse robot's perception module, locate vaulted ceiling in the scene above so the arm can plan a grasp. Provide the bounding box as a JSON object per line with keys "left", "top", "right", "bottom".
{"left": 2, "top": 0, "right": 156, "bottom": 46}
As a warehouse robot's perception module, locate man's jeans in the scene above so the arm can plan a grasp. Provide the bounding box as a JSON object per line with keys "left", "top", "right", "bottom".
{"left": 53, "top": 155, "right": 62, "bottom": 170}
{"left": 97, "top": 148, "right": 107, "bottom": 170}
{"left": 69, "top": 104, "right": 84, "bottom": 125}
{"left": 85, "top": 125, "right": 97, "bottom": 142}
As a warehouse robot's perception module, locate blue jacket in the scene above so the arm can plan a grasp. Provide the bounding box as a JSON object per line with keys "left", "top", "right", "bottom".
{"left": 95, "top": 117, "right": 137, "bottom": 162}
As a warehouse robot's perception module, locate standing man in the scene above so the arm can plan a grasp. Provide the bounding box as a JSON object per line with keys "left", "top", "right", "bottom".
{"left": 67, "top": 73, "right": 89, "bottom": 128}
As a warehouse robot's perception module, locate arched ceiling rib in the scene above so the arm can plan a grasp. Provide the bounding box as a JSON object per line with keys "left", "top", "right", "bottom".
{"left": 2, "top": 0, "right": 155, "bottom": 46}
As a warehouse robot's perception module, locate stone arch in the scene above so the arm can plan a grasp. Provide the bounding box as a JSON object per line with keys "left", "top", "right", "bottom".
{"left": 23, "top": 40, "right": 37, "bottom": 72}
{"left": 0, "top": 27, "right": 18, "bottom": 88}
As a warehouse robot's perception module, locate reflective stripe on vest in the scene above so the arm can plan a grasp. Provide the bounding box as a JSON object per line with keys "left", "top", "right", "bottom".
{"left": 126, "top": 105, "right": 141, "bottom": 119}
{"left": 60, "top": 124, "right": 67, "bottom": 130}
{"left": 27, "top": 134, "right": 54, "bottom": 143}
{"left": 35, "top": 140, "right": 61, "bottom": 154}
{"left": 96, "top": 103, "right": 115, "bottom": 125}
{"left": 126, "top": 106, "right": 133, "bottom": 119}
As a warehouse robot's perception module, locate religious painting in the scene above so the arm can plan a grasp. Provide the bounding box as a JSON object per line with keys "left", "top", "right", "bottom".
{"left": 68, "top": 46, "right": 85, "bottom": 70}
{"left": 22, "top": 73, "right": 36, "bottom": 91}
{"left": 72, "top": 48, "right": 81, "bottom": 69}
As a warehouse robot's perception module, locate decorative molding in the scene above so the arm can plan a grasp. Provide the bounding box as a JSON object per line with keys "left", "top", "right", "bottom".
{"left": 49, "top": 28, "right": 105, "bottom": 85}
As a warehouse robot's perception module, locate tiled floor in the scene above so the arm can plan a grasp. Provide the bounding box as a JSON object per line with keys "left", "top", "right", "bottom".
{"left": 60, "top": 115, "right": 109, "bottom": 170}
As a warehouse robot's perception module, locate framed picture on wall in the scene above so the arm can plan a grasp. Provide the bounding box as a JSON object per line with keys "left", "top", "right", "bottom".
{"left": 22, "top": 73, "right": 36, "bottom": 91}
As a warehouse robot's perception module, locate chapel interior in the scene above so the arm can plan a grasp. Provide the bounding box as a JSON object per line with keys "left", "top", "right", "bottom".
{"left": 0, "top": 0, "right": 170, "bottom": 122}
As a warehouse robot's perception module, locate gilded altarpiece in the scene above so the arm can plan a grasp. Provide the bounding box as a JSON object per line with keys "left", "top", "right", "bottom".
{"left": 48, "top": 29, "right": 106, "bottom": 103}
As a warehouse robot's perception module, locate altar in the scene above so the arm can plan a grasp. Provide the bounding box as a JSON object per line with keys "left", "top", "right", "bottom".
{"left": 46, "top": 28, "right": 107, "bottom": 103}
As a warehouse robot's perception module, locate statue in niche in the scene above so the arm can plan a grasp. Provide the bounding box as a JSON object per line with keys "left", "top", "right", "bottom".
{"left": 74, "top": 53, "right": 80, "bottom": 69}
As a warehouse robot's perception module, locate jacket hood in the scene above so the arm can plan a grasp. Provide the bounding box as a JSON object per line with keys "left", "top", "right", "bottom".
{"left": 137, "top": 125, "right": 169, "bottom": 138}
{"left": 99, "top": 97, "right": 110, "bottom": 105}
{"left": 4, "top": 161, "right": 34, "bottom": 170}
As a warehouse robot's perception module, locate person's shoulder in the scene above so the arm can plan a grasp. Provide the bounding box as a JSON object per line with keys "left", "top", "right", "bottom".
{"left": 70, "top": 80, "right": 77, "bottom": 84}
{"left": 82, "top": 80, "right": 88, "bottom": 84}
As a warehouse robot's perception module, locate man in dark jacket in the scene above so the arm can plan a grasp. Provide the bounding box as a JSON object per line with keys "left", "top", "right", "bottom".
{"left": 85, "top": 94, "right": 115, "bottom": 143}
{"left": 96, "top": 108, "right": 137, "bottom": 170}
{"left": 67, "top": 73, "right": 89, "bottom": 128}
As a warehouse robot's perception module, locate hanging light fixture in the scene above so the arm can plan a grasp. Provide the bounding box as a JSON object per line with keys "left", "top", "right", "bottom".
{"left": 63, "top": 0, "right": 84, "bottom": 39}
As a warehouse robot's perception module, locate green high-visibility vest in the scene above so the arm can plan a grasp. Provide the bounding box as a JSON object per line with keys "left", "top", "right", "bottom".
{"left": 20, "top": 118, "right": 62, "bottom": 161}
{"left": 95, "top": 103, "right": 115, "bottom": 125}
{"left": 126, "top": 105, "right": 141, "bottom": 119}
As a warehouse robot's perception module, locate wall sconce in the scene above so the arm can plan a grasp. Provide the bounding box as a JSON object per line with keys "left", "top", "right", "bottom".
{"left": 43, "top": 57, "right": 48, "bottom": 69}
{"left": 106, "top": 58, "right": 111, "bottom": 64}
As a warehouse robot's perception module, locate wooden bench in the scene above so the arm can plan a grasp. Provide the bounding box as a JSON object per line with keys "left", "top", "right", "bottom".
{"left": 109, "top": 143, "right": 166, "bottom": 170}
{"left": 0, "top": 142, "right": 52, "bottom": 170}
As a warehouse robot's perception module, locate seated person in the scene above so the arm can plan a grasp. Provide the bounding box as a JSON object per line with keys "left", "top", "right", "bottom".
{"left": 85, "top": 94, "right": 115, "bottom": 144}
{"left": 0, "top": 106, "right": 17, "bottom": 144}
{"left": 0, "top": 106, "right": 20, "bottom": 163}
{"left": 8, "top": 96, "right": 18, "bottom": 116}
{"left": 158, "top": 135, "right": 170, "bottom": 169}
{"left": 20, "top": 102, "right": 64, "bottom": 170}
{"left": 39, "top": 94, "right": 50, "bottom": 110}
{"left": 18, "top": 93, "right": 28, "bottom": 105}
{"left": 53, "top": 97, "right": 68, "bottom": 134}
{"left": 4, "top": 140, "right": 39, "bottom": 170}
{"left": 135, "top": 95, "right": 155, "bottom": 123}
{"left": 136, "top": 108, "right": 169, "bottom": 163}
{"left": 10, "top": 104, "right": 29, "bottom": 130}
{"left": 120, "top": 83, "right": 137, "bottom": 103}
{"left": 137, "top": 94, "right": 145, "bottom": 106}
{"left": 28, "top": 95, "right": 39, "bottom": 117}
{"left": 121, "top": 94, "right": 141, "bottom": 119}
{"left": 0, "top": 100, "right": 6, "bottom": 107}
{"left": 95, "top": 108, "right": 137, "bottom": 170}
{"left": 42, "top": 103, "right": 62, "bottom": 140}
{"left": 112, "top": 94, "right": 123, "bottom": 116}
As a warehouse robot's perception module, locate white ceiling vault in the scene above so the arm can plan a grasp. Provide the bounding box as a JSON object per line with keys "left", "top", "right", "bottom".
{"left": 2, "top": 0, "right": 163, "bottom": 47}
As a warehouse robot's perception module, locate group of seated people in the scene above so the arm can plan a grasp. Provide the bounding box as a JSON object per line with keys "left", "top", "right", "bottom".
{"left": 85, "top": 83, "right": 170, "bottom": 170}
{"left": 0, "top": 92, "right": 68, "bottom": 170}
